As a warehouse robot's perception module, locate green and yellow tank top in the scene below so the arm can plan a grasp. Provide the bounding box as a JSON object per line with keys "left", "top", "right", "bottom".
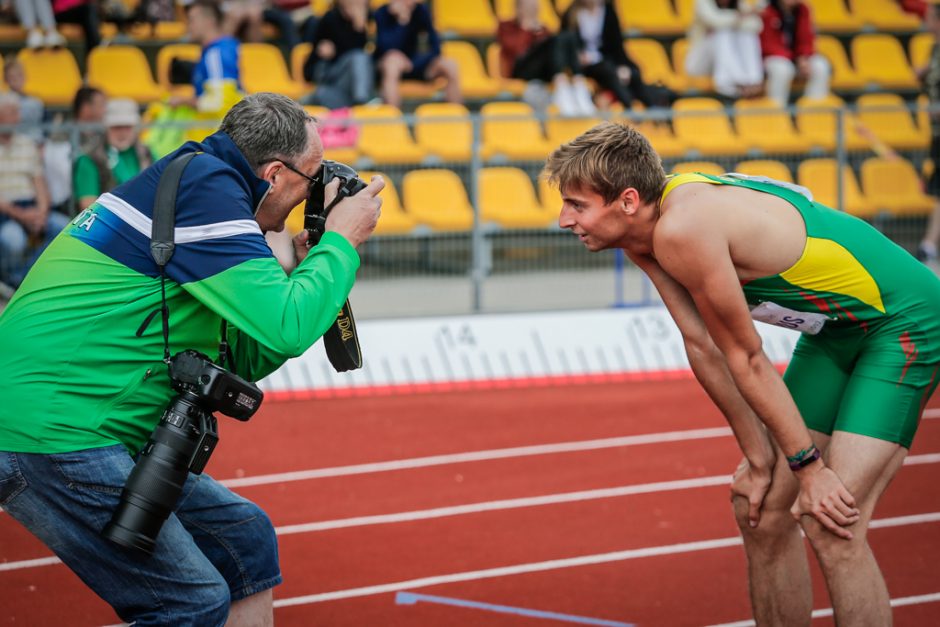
{"left": 660, "top": 172, "right": 940, "bottom": 336}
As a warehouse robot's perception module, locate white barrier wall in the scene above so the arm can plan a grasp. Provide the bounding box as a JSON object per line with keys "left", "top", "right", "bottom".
{"left": 260, "top": 306, "right": 800, "bottom": 398}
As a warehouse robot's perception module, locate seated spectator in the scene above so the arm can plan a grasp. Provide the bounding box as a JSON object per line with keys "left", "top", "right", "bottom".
{"left": 14, "top": 0, "right": 65, "bottom": 48}
{"left": 301, "top": 0, "right": 374, "bottom": 109}
{"left": 498, "top": 0, "right": 595, "bottom": 116}
{"left": 562, "top": 0, "right": 663, "bottom": 110}
{"left": 52, "top": 0, "right": 101, "bottom": 54}
{"left": 73, "top": 98, "right": 153, "bottom": 212}
{"left": 0, "top": 93, "right": 68, "bottom": 288}
{"left": 374, "top": 0, "right": 461, "bottom": 109}
{"left": 760, "top": 0, "right": 829, "bottom": 106}
{"left": 686, "top": 0, "right": 764, "bottom": 99}
{"left": 4, "top": 58, "right": 45, "bottom": 143}
{"left": 224, "top": 0, "right": 299, "bottom": 50}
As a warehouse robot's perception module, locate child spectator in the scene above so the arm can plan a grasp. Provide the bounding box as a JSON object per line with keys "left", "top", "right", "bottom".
{"left": 760, "top": 0, "right": 830, "bottom": 106}
{"left": 686, "top": 0, "right": 764, "bottom": 99}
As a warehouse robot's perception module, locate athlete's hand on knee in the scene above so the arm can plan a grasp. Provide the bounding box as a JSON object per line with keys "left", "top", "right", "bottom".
{"left": 731, "top": 456, "right": 774, "bottom": 528}
{"left": 790, "top": 462, "right": 860, "bottom": 540}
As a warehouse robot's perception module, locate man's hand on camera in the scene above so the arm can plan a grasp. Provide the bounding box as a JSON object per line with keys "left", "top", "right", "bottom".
{"left": 324, "top": 175, "right": 384, "bottom": 248}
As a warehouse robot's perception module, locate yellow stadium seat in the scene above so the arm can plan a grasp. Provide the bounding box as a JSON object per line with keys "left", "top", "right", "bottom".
{"left": 803, "top": 0, "right": 864, "bottom": 33}
{"left": 734, "top": 159, "right": 795, "bottom": 183}
{"left": 414, "top": 102, "right": 473, "bottom": 162}
{"left": 538, "top": 175, "right": 563, "bottom": 216}
{"left": 155, "top": 43, "right": 200, "bottom": 100}
{"left": 671, "top": 161, "right": 724, "bottom": 176}
{"left": 352, "top": 103, "right": 426, "bottom": 164}
{"left": 916, "top": 94, "right": 931, "bottom": 139}
{"left": 358, "top": 171, "right": 416, "bottom": 235}
{"left": 910, "top": 31, "right": 934, "bottom": 73}
{"left": 480, "top": 101, "right": 556, "bottom": 161}
{"left": 239, "top": 42, "right": 306, "bottom": 100}
{"left": 797, "top": 158, "right": 873, "bottom": 218}
{"left": 433, "top": 0, "right": 498, "bottom": 38}
{"left": 794, "top": 95, "right": 869, "bottom": 152}
{"left": 555, "top": 0, "right": 575, "bottom": 14}
{"left": 855, "top": 93, "right": 927, "bottom": 151}
{"left": 814, "top": 35, "right": 865, "bottom": 92}
{"left": 673, "top": 0, "right": 695, "bottom": 31}
{"left": 734, "top": 98, "right": 811, "bottom": 154}
{"left": 402, "top": 168, "right": 475, "bottom": 231}
{"left": 671, "top": 38, "right": 713, "bottom": 93}
{"left": 672, "top": 97, "right": 748, "bottom": 156}
{"left": 492, "top": 0, "right": 560, "bottom": 31}
{"left": 626, "top": 38, "right": 683, "bottom": 92}
{"left": 545, "top": 114, "right": 603, "bottom": 146}
{"left": 851, "top": 34, "right": 918, "bottom": 91}
{"left": 861, "top": 157, "right": 935, "bottom": 217}
{"left": 128, "top": 20, "right": 188, "bottom": 40}
{"left": 484, "top": 43, "right": 527, "bottom": 97}
{"left": 87, "top": 45, "right": 164, "bottom": 104}
{"left": 635, "top": 120, "right": 686, "bottom": 158}
{"left": 615, "top": 0, "right": 683, "bottom": 36}
{"left": 850, "top": 0, "right": 920, "bottom": 31}
{"left": 291, "top": 42, "right": 313, "bottom": 87}
{"left": 441, "top": 40, "right": 504, "bottom": 99}
{"left": 15, "top": 48, "right": 82, "bottom": 107}
{"left": 480, "top": 167, "right": 556, "bottom": 228}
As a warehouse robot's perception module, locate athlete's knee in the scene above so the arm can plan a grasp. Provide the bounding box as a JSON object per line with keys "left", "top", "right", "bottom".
{"left": 800, "top": 515, "right": 868, "bottom": 567}
{"left": 733, "top": 496, "right": 798, "bottom": 540}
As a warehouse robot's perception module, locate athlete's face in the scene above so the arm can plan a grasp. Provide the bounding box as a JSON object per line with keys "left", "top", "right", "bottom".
{"left": 558, "top": 183, "right": 632, "bottom": 252}
{"left": 255, "top": 121, "right": 323, "bottom": 234}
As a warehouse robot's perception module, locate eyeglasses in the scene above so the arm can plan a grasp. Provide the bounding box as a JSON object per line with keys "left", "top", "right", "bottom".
{"left": 265, "top": 159, "right": 319, "bottom": 186}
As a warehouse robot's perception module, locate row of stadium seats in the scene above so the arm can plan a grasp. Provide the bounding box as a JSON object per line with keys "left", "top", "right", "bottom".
{"left": 318, "top": 156, "right": 934, "bottom": 237}
{"left": 11, "top": 27, "right": 929, "bottom": 108}
{"left": 305, "top": 95, "right": 927, "bottom": 167}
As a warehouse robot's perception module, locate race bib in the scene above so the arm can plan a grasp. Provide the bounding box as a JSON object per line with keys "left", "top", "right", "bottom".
{"left": 749, "top": 301, "right": 829, "bottom": 335}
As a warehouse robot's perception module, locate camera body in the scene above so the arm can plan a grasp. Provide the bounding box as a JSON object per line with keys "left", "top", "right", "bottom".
{"left": 102, "top": 350, "right": 263, "bottom": 555}
{"left": 303, "top": 159, "right": 368, "bottom": 244}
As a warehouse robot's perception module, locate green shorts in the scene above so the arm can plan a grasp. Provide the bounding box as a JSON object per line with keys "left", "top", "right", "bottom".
{"left": 784, "top": 322, "right": 940, "bottom": 449}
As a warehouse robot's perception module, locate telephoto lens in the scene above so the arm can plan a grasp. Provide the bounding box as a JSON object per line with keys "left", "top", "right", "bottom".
{"left": 102, "top": 390, "right": 216, "bottom": 555}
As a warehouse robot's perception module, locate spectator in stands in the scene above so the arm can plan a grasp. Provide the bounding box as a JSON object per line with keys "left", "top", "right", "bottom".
{"left": 225, "top": 0, "right": 299, "bottom": 50}
{"left": 686, "top": 0, "right": 764, "bottom": 99}
{"left": 498, "top": 0, "right": 596, "bottom": 116}
{"left": 73, "top": 98, "right": 153, "bottom": 212}
{"left": 301, "top": 0, "right": 374, "bottom": 109}
{"left": 760, "top": 0, "right": 829, "bottom": 107}
{"left": 52, "top": 0, "right": 101, "bottom": 54}
{"left": 561, "top": 0, "right": 659, "bottom": 110}
{"left": 917, "top": 1, "right": 940, "bottom": 264}
{"left": 0, "top": 93, "right": 67, "bottom": 288}
{"left": 374, "top": 0, "right": 461, "bottom": 109}
{"left": 14, "top": 0, "right": 65, "bottom": 48}
{"left": 4, "top": 58, "right": 45, "bottom": 143}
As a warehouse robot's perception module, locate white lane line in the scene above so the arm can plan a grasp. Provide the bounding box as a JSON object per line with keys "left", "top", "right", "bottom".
{"left": 706, "top": 591, "right": 940, "bottom": 626}
{"left": 272, "top": 512, "right": 940, "bottom": 607}
{"left": 923, "top": 408, "right": 940, "bottom": 419}
{"left": 4, "top": 454, "right": 939, "bottom": 573}
{"left": 220, "top": 427, "right": 735, "bottom": 488}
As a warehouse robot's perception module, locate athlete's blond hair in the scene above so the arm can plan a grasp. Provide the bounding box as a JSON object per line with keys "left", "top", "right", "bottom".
{"left": 543, "top": 121, "right": 667, "bottom": 205}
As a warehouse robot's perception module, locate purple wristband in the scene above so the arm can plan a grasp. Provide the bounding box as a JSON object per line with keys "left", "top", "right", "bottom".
{"left": 788, "top": 447, "right": 821, "bottom": 471}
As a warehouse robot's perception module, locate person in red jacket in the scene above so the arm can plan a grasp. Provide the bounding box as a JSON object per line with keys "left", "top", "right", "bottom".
{"left": 760, "top": 0, "right": 829, "bottom": 106}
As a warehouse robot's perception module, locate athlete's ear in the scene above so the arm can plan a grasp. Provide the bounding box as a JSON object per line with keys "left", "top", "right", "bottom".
{"left": 620, "top": 188, "right": 641, "bottom": 216}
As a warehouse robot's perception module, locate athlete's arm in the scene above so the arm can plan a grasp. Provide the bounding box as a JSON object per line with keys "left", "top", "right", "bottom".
{"left": 652, "top": 204, "right": 860, "bottom": 538}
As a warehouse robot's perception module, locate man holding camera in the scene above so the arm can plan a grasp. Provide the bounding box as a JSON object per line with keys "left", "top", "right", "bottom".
{"left": 0, "top": 93, "right": 382, "bottom": 626}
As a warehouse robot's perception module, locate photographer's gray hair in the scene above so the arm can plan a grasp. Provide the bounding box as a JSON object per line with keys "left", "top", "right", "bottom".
{"left": 220, "top": 93, "right": 313, "bottom": 170}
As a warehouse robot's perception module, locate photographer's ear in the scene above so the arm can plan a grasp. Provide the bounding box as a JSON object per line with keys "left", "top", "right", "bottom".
{"left": 258, "top": 160, "right": 282, "bottom": 186}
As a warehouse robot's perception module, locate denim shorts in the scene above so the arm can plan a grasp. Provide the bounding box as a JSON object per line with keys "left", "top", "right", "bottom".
{"left": 0, "top": 444, "right": 282, "bottom": 626}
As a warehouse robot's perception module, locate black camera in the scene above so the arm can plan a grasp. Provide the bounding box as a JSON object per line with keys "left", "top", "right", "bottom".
{"left": 303, "top": 159, "right": 368, "bottom": 245}
{"left": 103, "top": 350, "right": 263, "bottom": 555}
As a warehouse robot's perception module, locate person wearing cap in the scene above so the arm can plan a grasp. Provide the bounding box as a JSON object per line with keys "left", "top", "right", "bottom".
{"left": 73, "top": 98, "right": 154, "bottom": 212}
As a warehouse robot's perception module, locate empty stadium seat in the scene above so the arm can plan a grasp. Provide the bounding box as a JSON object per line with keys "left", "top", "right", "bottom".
{"left": 493, "top": 0, "right": 560, "bottom": 30}
{"left": 239, "top": 42, "right": 306, "bottom": 100}
{"left": 636, "top": 120, "right": 687, "bottom": 158}
{"left": 414, "top": 102, "right": 473, "bottom": 162}
{"left": 87, "top": 45, "right": 164, "bottom": 103}
{"left": 480, "top": 101, "right": 556, "bottom": 161}
{"left": 484, "top": 43, "right": 528, "bottom": 97}
{"left": 909, "top": 31, "right": 934, "bottom": 73}
{"left": 538, "top": 175, "right": 563, "bottom": 216}
{"left": 804, "top": 0, "right": 864, "bottom": 33}
{"left": 433, "top": 0, "right": 498, "bottom": 38}
{"left": 797, "top": 158, "right": 873, "bottom": 217}
{"left": 480, "top": 168, "right": 556, "bottom": 228}
{"left": 155, "top": 43, "right": 200, "bottom": 100}
{"left": 671, "top": 161, "right": 724, "bottom": 176}
{"left": 851, "top": 34, "right": 918, "bottom": 91}
{"left": 861, "top": 157, "right": 935, "bottom": 217}
{"left": 850, "top": 0, "right": 920, "bottom": 31}
{"left": 672, "top": 97, "right": 747, "bottom": 156}
{"left": 855, "top": 93, "right": 928, "bottom": 151}
{"left": 16, "top": 48, "right": 82, "bottom": 107}
{"left": 733, "top": 98, "right": 811, "bottom": 154}
{"left": 352, "top": 104, "right": 426, "bottom": 164}
{"left": 814, "top": 35, "right": 865, "bottom": 92}
{"left": 544, "top": 114, "right": 603, "bottom": 146}
{"left": 359, "top": 170, "right": 416, "bottom": 235}
{"left": 625, "top": 38, "right": 684, "bottom": 92}
{"left": 671, "top": 38, "right": 713, "bottom": 93}
{"left": 402, "top": 168, "right": 475, "bottom": 231}
{"left": 291, "top": 42, "right": 313, "bottom": 87}
{"left": 441, "top": 40, "right": 504, "bottom": 99}
{"left": 615, "top": 0, "right": 683, "bottom": 36}
{"left": 673, "top": 0, "right": 695, "bottom": 31}
{"left": 794, "top": 95, "right": 869, "bottom": 152}
{"left": 734, "top": 159, "right": 795, "bottom": 183}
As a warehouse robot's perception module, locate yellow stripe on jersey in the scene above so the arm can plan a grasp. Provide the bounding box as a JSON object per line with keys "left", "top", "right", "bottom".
{"left": 780, "top": 237, "right": 886, "bottom": 314}
{"left": 661, "top": 173, "right": 720, "bottom": 202}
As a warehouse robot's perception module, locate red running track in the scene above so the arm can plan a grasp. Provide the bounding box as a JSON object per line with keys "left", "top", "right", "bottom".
{"left": 1, "top": 378, "right": 939, "bottom": 626}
